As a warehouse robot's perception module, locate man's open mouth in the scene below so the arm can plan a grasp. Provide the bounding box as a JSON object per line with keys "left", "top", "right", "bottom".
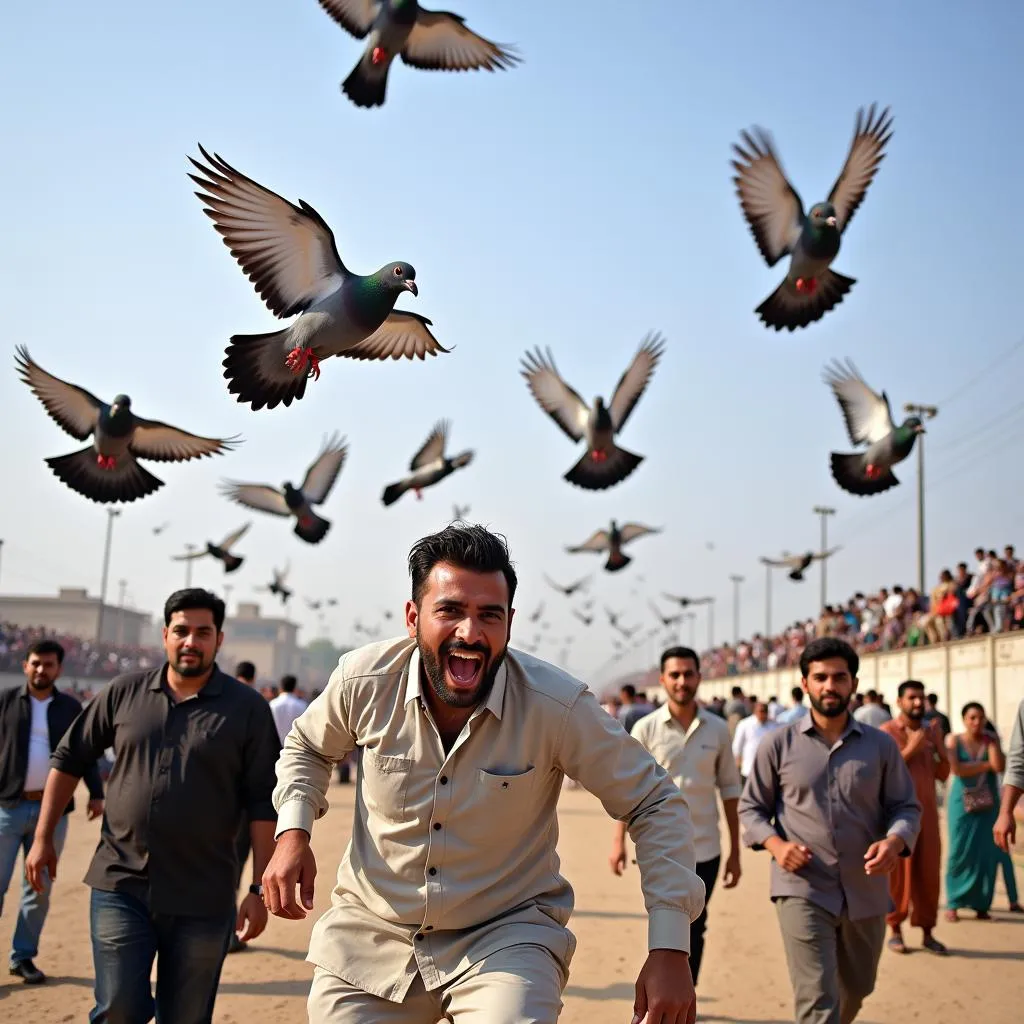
{"left": 445, "top": 649, "right": 484, "bottom": 688}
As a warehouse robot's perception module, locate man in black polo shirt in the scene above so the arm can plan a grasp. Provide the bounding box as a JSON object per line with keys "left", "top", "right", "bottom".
{"left": 0, "top": 639, "right": 104, "bottom": 985}
{"left": 26, "top": 589, "right": 281, "bottom": 1023}
{"left": 230, "top": 659, "right": 257, "bottom": 954}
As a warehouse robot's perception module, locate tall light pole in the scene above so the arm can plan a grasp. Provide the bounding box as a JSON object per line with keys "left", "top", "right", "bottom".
{"left": 0, "top": 539, "right": 4, "bottom": 590}
{"left": 116, "top": 578, "right": 127, "bottom": 645}
{"left": 707, "top": 598, "right": 715, "bottom": 651}
{"left": 904, "top": 402, "right": 939, "bottom": 594}
{"left": 685, "top": 611, "right": 696, "bottom": 648}
{"left": 765, "top": 562, "right": 772, "bottom": 637}
{"left": 184, "top": 544, "right": 196, "bottom": 587}
{"left": 223, "top": 584, "right": 233, "bottom": 616}
{"left": 729, "top": 574, "right": 744, "bottom": 644}
{"left": 96, "top": 509, "right": 121, "bottom": 642}
{"left": 812, "top": 506, "right": 836, "bottom": 610}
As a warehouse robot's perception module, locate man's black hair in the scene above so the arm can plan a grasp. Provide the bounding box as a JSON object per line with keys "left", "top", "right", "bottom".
{"left": 790, "top": 685, "right": 803, "bottom": 702}
{"left": 408, "top": 523, "right": 518, "bottom": 607}
{"left": 799, "top": 636, "right": 859, "bottom": 679}
{"left": 234, "top": 661, "right": 256, "bottom": 682}
{"left": 25, "top": 639, "right": 65, "bottom": 664}
{"left": 280, "top": 674, "right": 298, "bottom": 693}
{"left": 660, "top": 646, "right": 700, "bottom": 672}
{"left": 164, "top": 588, "right": 226, "bottom": 632}
{"left": 898, "top": 679, "right": 925, "bottom": 699}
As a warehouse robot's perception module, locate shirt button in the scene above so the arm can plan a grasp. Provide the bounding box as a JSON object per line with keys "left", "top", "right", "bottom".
{"left": 428, "top": 867, "right": 437, "bottom": 876}
{"left": 424, "top": 925, "right": 433, "bottom": 931}
{"left": 433, "top": 822, "right": 442, "bottom": 831}
{"left": 439, "top": 775, "right": 448, "bottom": 785}
{"left": 415, "top": 933, "right": 423, "bottom": 941}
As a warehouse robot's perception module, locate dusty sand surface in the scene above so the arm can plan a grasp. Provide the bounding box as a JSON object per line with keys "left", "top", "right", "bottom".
{"left": 1, "top": 780, "right": 1021, "bottom": 1022}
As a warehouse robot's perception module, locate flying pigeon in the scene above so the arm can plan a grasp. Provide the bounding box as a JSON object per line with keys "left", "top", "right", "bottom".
{"left": 823, "top": 358, "right": 924, "bottom": 496}
{"left": 605, "top": 607, "right": 623, "bottom": 629}
{"left": 732, "top": 104, "right": 893, "bottom": 331}
{"left": 259, "top": 563, "right": 293, "bottom": 604}
{"left": 760, "top": 548, "right": 842, "bottom": 582}
{"left": 529, "top": 602, "right": 544, "bottom": 623}
{"left": 566, "top": 520, "right": 660, "bottom": 573}
{"left": 662, "top": 594, "right": 713, "bottom": 609}
{"left": 219, "top": 433, "right": 349, "bottom": 544}
{"left": 543, "top": 573, "right": 591, "bottom": 597}
{"left": 649, "top": 601, "right": 683, "bottom": 627}
{"left": 173, "top": 523, "right": 251, "bottom": 574}
{"left": 572, "top": 609, "right": 593, "bottom": 627}
{"left": 317, "top": 0, "right": 521, "bottom": 109}
{"left": 14, "top": 346, "right": 239, "bottom": 505}
{"left": 153, "top": 521, "right": 170, "bottom": 535}
{"left": 381, "top": 419, "right": 473, "bottom": 506}
{"left": 520, "top": 333, "right": 666, "bottom": 490}
{"left": 452, "top": 502, "right": 471, "bottom": 520}
{"left": 327, "top": 598, "right": 339, "bottom": 607}
{"left": 188, "top": 146, "right": 448, "bottom": 412}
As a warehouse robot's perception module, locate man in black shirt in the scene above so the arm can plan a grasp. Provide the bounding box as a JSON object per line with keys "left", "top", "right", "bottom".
{"left": 26, "top": 589, "right": 281, "bottom": 1023}
{"left": 0, "top": 639, "right": 104, "bottom": 985}
{"left": 229, "top": 659, "right": 257, "bottom": 954}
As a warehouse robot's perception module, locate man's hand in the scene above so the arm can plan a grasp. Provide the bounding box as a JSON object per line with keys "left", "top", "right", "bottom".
{"left": 86, "top": 799, "right": 104, "bottom": 820}
{"left": 903, "top": 728, "right": 926, "bottom": 756}
{"left": 632, "top": 948, "right": 696, "bottom": 1024}
{"left": 25, "top": 837, "right": 58, "bottom": 894}
{"left": 262, "top": 829, "right": 317, "bottom": 920}
{"left": 765, "top": 837, "right": 811, "bottom": 873}
{"left": 994, "top": 810, "right": 1016, "bottom": 853}
{"left": 236, "top": 891, "right": 269, "bottom": 943}
{"left": 864, "top": 836, "right": 904, "bottom": 875}
{"left": 722, "top": 849, "right": 741, "bottom": 889}
{"left": 609, "top": 840, "right": 628, "bottom": 876}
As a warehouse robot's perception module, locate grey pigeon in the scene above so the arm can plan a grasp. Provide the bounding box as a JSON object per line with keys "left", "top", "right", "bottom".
{"left": 823, "top": 358, "right": 924, "bottom": 496}
{"left": 649, "top": 601, "right": 683, "bottom": 627}
{"left": 15, "top": 346, "right": 238, "bottom": 505}
{"left": 521, "top": 333, "right": 666, "bottom": 490}
{"left": 732, "top": 104, "right": 893, "bottom": 331}
{"left": 381, "top": 419, "right": 473, "bottom": 506}
{"left": 542, "top": 573, "right": 592, "bottom": 597}
{"left": 318, "top": 0, "right": 521, "bottom": 109}
{"left": 153, "top": 521, "right": 170, "bottom": 535}
{"left": 572, "top": 609, "right": 593, "bottom": 627}
{"left": 452, "top": 502, "right": 471, "bottom": 520}
{"left": 173, "top": 523, "right": 251, "bottom": 574}
{"left": 760, "top": 547, "right": 842, "bottom": 582}
{"left": 661, "top": 593, "right": 713, "bottom": 609}
{"left": 566, "top": 520, "right": 660, "bottom": 573}
{"left": 258, "top": 563, "right": 293, "bottom": 604}
{"left": 307, "top": 598, "right": 324, "bottom": 612}
{"left": 189, "top": 146, "right": 448, "bottom": 411}
{"left": 219, "top": 433, "right": 349, "bottom": 544}
{"left": 529, "top": 602, "right": 544, "bottom": 623}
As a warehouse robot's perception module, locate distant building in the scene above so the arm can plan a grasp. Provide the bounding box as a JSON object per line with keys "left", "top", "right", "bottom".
{"left": 0, "top": 587, "right": 152, "bottom": 647}
{"left": 221, "top": 601, "right": 302, "bottom": 682}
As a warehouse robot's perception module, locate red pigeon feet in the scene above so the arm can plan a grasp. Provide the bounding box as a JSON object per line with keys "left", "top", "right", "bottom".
{"left": 285, "top": 346, "right": 321, "bottom": 380}
{"left": 371, "top": 46, "right": 387, "bottom": 65}
{"left": 95, "top": 454, "right": 117, "bottom": 470}
{"left": 414, "top": 489, "right": 423, "bottom": 500}
{"left": 865, "top": 463, "right": 882, "bottom": 480}
{"left": 590, "top": 449, "right": 608, "bottom": 462}
{"left": 795, "top": 277, "right": 818, "bottom": 295}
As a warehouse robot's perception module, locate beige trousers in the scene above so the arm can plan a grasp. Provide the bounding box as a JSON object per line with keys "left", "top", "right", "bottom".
{"left": 307, "top": 942, "right": 566, "bottom": 1023}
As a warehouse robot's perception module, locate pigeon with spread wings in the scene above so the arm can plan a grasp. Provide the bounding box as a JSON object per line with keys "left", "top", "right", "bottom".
{"left": 381, "top": 420, "right": 474, "bottom": 506}
{"left": 760, "top": 548, "right": 842, "bottom": 582}
{"left": 219, "top": 433, "right": 349, "bottom": 544}
{"left": 543, "top": 573, "right": 592, "bottom": 597}
{"left": 14, "top": 346, "right": 238, "bottom": 505}
{"left": 188, "top": 146, "right": 448, "bottom": 412}
{"left": 258, "top": 563, "right": 293, "bottom": 605}
{"left": 172, "top": 523, "right": 251, "bottom": 574}
{"left": 318, "top": 0, "right": 521, "bottom": 109}
{"left": 823, "top": 358, "right": 924, "bottom": 496}
{"left": 565, "top": 520, "right": 660, "bottom": 573}
{"left": 732, "top": 104, "right": 893, "bottom": 331}
{"left": 520, "top": 332, "right": 666, "bottom": 490}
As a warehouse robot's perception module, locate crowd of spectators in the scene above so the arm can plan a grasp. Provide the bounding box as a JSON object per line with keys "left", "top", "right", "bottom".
{"left": 701, "top": 544, "right": 1023, "bottom": 679}
{"left": 0, "top": 622, "right": 162, "bottom": 681}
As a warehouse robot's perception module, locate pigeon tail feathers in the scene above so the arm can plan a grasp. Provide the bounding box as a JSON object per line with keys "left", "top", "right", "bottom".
{"left": 756, "top": 269, "right": 856, "bottom": 332}
{"left": 294, "top": 511, "right": 331, "bottom": 544}
{"left": 223, "top": 554, "right": 245, "bottom": 573}
{"left": 223, "top": 330, "right": 309, "bottom": 412}
{"left": 45, "top": 447, "right": 164, "bottom": 504}
{"left": 563, "top": 444, "right": 644, "bottom": 491}
{"left": 381, "top": 479, "right": 409, "bottom": 507}
{"left": 343, "top": 54, "right": 391, "bottom": 108}
{"left": 829, "top": 451, "right": 899, "bottom": 496}
{"left": 605, "top": 550, "right": 632, "bottom": 572}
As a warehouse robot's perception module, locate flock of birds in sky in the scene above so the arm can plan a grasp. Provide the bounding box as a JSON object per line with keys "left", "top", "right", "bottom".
{"left": 11, "top": 1, "right": 936, "bottom": 648}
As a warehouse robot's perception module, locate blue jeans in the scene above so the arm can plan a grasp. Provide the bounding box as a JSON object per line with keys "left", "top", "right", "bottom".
{"left": 88, "top": 888, "right": 235, "bottom": 1024}
{"left": 0, "top": 800, "right": 69, "bottom": 966}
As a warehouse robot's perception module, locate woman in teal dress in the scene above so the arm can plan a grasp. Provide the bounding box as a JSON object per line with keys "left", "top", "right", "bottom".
{"left": 943, "top": 701, "right": 1005, "bottom": 921}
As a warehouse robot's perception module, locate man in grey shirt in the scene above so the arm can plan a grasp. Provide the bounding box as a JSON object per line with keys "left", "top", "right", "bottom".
{"left": 994, "top": 696, "right": 1024, "bottom": 852}
{"left": 739, "top": 637, "right": 921, "bottom": 1024}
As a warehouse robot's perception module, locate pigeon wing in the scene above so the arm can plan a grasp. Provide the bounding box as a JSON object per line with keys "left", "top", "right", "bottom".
{"left": 759, "top": 555, "right": 796, "bottom": 568}
{"left": 810, "top": 546, "right": 842, "bottom": 561}
{"left": 619, "top": 523, "right": 660, "bottom": 544}
{"left": 827, "top": 104, "right": 894, "bottom": 235}
{"left": 317, "top": 0, "right": 379, "bottom": 38}
{"left": 14, "top": 345, "right": 102, "bottom": 440}
{"left": 300, "top": 433, "right": 349, "bottom": 505}
{"left": 608, "top": 332, "right": 666, "bottom": 432}
{"left": 341, "top": 310, "right": 450, "bottom": 361}
{"left": 218, "top": 522, "right": 251, "bottom": 551}
{"left": 731, "top": 127, "right": 805, "bottom": 266}
{"left": 410, "top": 420, "right": 449, "bottom": 470}
{"left": 188, "top": 145, "right": 347, "bottom": 319}
{"left": 130, "top": 418, "right": 240, "bottom": 462}
{"left": 401, "top": 9, "right": 520, "bottom": 71}
{"left": 219, "top": 482, "right": 291, "bottom": 517}
{"left": 566, "top": 529, "right": 611, "bottom": 553}
{"left": 520, "top": 347, "right": 589, "bottom": 442}
{"left": 822, "top": 358, "right": 894, "bottom": 446}
{"left": 172, "top": 549, "right": 207, "bottom": 561}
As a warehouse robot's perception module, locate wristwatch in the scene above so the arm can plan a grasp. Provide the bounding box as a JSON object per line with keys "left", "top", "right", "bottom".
{"left": 249, "top": 884, "right": 264, "bottom": 897}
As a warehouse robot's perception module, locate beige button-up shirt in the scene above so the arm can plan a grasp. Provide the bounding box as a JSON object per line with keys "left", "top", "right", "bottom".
{"left": 273, "top": 637, "right": 705, "bottom": 1002}
{"left": 630, "top": 705, "right": 743, "bottom": 863}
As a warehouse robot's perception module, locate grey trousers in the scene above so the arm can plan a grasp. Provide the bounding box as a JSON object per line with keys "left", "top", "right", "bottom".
{"left": 775, "top": 896, "right": 885, "bottom": 1024}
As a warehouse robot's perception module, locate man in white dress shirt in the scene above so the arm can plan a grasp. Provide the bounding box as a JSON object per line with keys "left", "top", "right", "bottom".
{"left": 732, "top": 701, "right": 778, "bottom": 784}
{"left": 269, "top": 676, "right": 308, "bottom": 746}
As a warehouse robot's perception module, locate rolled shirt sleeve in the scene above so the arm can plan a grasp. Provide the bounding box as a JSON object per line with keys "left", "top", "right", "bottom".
{"left": 738, "top": 731, "right": 782, "bottom": 849}
{"left": 1004, "top": 699, "right": 1024, "bottom": 792}
{"left": 880, "top": 732, "right": 922, "bottom": 855}
{"left": 716, "top": 724, "right": 744, "bottom": 802}
{"left": 51, "top": 684, "right": 118, "bottom": 779}
{"left": 555, "top": 687, "right": 705, "bottom": 954}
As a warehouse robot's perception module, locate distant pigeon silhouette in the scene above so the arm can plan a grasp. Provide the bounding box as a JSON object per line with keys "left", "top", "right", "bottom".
{"left": 649, "top": 601, "right": 684, "bottom": 627}
{"left": 572, "top": 609, "right": 593, "bottom": 627}
{"left": 381, "top": 420, "right": 473, "bottom": 506}
{"left": 662, "top": 594, "right": 714, "bottom": 609}
{"left": 452, "top": 502, "right": 471, "bottom": 520}
{"left": 543, "top": 573, "right": 592, "bottom": 597}
{"left": 521, "top": 333, "right": 666, "bottom": 490}
{"left": 823, "top": 358, "right": 924, "bottom": 496}
{"left": 732, "top": 104, "right": 893, "bottom": 331}
{"left": 15, "top": 346, "right": 238, "bottom": 504}
{"left": 566, "top": 520, "right": 660, "bottom": 572}
{"left": 189, "top": 146, "right": 447, "bottom": 412}
{"left": 259, "top": 563, "right": 293, "bottom": 604}
{"left": 761, "top": 548, "right": 842, "bottom": 582}
{"left": 529, "top": 602, "right": 544, "bottom": 623}
{"left": 307, "top": 598, "right": 324, "bottom": 612}
{"left": 318, "top": 0, "right": 522, "bottom": 110}
{"left": 153, "top": 521, "right": 170, "bottom": 536}
{"left": 219, "top": 433, "right": 349, "bottom": 544}
{"left": 173, "top": 523, "right": 251, "bottom": 574}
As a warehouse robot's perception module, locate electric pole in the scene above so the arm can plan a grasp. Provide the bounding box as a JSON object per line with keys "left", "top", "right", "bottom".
{"left": 96, "top": 509, "right": 121, "bottom": 643}
{"left": 812, "top": 506, "right": 836, "bottom": 610}
{"left": 903, "top": 402, "right": 939, "bottom": 594}
{"left": 729, "top": 574, "right": 744, "bottom": 644}
{"left": 184, "top": 545, "right": 196, "bottom": 587}
{"left": 765, "top": 562, "right": 772, "bottom": 638}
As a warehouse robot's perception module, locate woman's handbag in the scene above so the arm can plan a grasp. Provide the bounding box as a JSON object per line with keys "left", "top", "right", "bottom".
{"left": 962, "top": 776, "right": 995, "bottom": 814}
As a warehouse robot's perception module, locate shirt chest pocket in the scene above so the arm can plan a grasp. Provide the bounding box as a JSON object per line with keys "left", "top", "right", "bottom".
{"left": 833, "top": 756, "right": 881, "bottom": 803}
{"left": 362, "top": 751, "right": 414, "bottom": 824}
{"left": 459, "top": 766, "right": 538, "bottom": 842}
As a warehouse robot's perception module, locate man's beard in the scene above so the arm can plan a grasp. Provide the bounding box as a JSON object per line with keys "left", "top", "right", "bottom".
{"left": 904, "top": 706, "right": 924, "bottom": 720}
{"left": 172, "top": 651, "right": 213, "bottom": 678}
{"left": 28, "top": 675, "right": 55, "bottom": 691}
{"left": 809, "top": 691, "right": 850, "bottom": 718}
{"left": 417, "top": 627, "right": 506, "bottom": 709}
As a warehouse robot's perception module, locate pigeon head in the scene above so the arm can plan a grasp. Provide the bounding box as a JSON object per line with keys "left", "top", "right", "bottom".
{"left": 379, "top": 261, "right": 418, "bottom": 297}
{"left": 808, "top": 202, "right": 838, "bottom": 230}
{"left": 110, "top": 394, "right": 132, "bottom": 415}
{"left": 903, "top": 416, "right": 925, "bottom": 435}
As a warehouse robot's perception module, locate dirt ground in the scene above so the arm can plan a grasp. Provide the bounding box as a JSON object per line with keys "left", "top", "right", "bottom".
{"left": 1, "top": 780, "right": 1021, "bottom": 1023}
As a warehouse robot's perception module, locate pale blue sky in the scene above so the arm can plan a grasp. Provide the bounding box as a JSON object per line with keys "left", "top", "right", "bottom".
{"left": 2, "top": 1, "right": 1022, "bottom": 688}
